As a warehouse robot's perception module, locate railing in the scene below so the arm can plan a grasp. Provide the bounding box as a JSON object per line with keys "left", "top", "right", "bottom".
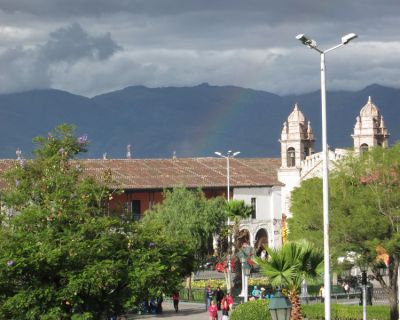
{"left": 300, "top": 288, "right": 389, "bottom": 305}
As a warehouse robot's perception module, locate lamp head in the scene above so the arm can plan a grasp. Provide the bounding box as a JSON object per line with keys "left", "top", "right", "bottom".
{"left": 214, "top": 151, "right": 222, "bottom": 156}
{"left": 296, "top": 34, "right": 317, "bottom": 48}
{"left": 233, "top": 151, "right": 241, "bottom": 157}
{"left": 341, "top": 33, "right": 358, "bottom": 44}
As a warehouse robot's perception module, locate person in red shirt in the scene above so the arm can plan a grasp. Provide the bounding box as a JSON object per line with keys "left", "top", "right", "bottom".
{"left": 221, "top": 296, "right": 230, "bottom": 320}
{"left": 172, "top": 292, "right": 180, "bottom": 313}
{"left": 208, "top": 300, "right": 218, "bottom": 320}
{"left": 226, "top": 293, "right": 234, "bottom": 311}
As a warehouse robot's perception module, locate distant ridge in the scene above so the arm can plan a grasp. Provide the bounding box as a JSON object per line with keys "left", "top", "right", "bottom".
{"left": 0, "top": 83, "right": 399, "bottom": 159}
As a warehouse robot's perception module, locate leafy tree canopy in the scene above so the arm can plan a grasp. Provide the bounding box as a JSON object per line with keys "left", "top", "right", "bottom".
{"left": 0, "top": 124, "right": 193, "bottom": 319}
{"left": 141, "top": 187, "right": 227, "bottom": 267}
{"left": 289, "top": 143, "right": 400, "bottom": 320}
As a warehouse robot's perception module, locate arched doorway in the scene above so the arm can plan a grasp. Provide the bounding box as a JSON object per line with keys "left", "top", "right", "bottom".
{"left": 254, "top": 228, "right": 268, "bottom": 257}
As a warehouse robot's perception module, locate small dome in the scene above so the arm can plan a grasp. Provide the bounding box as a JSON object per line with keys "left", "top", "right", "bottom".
{"left": 360, "top": 96, "right": 380, "bottom": 118}
{"left": 288, "top": 103, "right": 305, "bottom": 123}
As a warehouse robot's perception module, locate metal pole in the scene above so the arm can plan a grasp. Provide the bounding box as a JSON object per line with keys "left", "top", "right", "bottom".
{"left": 320, "top": 52, "right": 331, "bottom": 320}
{"left": 226, "top": 154, "right": 232, "bottom": 293}
{"left": 362, "top": 283, "right": 367, "bottom": 320}
{"left": 215, "top": 150, "right": 239, "bottom": 294}
{"left": 239, "top": 267, "right": 245, "bottom": 296}
{"left": 227, "top": 154, "right": 230, "bottom": 201}
{"left": 296, "top": 32, "right": 357, "bottom": 320}
{"left": 244, "top": 273, "right": 248, "bottom": 302}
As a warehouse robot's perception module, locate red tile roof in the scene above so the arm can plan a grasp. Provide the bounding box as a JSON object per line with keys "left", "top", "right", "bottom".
{"left": 79, "top": 157, "right": 282, "bottom": 190}
{"left": 0, "top": 157, "right": 282, "bottom": 190}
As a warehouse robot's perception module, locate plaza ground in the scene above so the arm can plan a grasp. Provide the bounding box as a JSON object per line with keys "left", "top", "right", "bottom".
{"left": 127, "top": 301, "right": 210, "bottom": 320}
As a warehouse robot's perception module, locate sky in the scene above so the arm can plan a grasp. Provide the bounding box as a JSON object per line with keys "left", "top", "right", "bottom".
{"left": 0, "top": 0, "right": 399, "bottom": 97}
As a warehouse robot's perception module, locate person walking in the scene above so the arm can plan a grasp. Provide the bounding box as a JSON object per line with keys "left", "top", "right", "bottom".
{"left": 221, "top": 296, "right": 230, "bottom": 320}
{"left": 215, "top": 286, "right": 224, "bottom": 310}
{"left": 226, "top": 292, "right": 233, "bottom": 311}
{"left": 205, "top": 285, "right": 214, "bottom": 311}
{"left": 319, "top": 285, "right": 325, "bottom": 303}
{"left": 172, "top": 291, "right": 180, "bottom": 313}
{"left": 208, "top": 300, "right": 218, "bottom": 320}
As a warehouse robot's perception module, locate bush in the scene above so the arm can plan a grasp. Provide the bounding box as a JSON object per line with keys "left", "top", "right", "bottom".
{"left": 191, "top": 279, "right": 226, "bottom": 289}
{"left": 301, "top": 303, "right": 390, "bottom": 320}
{"left": 230, "top": 299, "right": 271, "bottom": 320}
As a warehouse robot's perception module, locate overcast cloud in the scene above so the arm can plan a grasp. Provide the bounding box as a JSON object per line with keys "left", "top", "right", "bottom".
{"left": 0, "top": 0, "right": 399, "bottom": 96}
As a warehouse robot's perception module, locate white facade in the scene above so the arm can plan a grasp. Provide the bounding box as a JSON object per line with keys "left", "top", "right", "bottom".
{"left": 233, "top": 186, "right": 282, "bottom": 249}
{"left": 232, "top": 96, "right": 388, "bottom": 251}
{"left": 278, "top": 97, "right": 389, "bottom": 219}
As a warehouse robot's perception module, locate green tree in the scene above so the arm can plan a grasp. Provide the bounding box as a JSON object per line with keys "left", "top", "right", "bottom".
{"left": 289, "top": 144, "right": 400, "bottom": 320}
{"left": 0, "top": 124, "right": 193, "bottom": 319}
{"left": 141, "top": 187, "right": 227, "bottom": 298}
{"left": 126, "top": 220, "right": 194, "bottom": 309}
{"left": 142, "top": 187, "right": 226, "bottom": 261}
{"left": 0, "top": 124, "right": 131, "bottom": 319}
{"left": 257, "top": 241, "right": 323, "bottom": 320}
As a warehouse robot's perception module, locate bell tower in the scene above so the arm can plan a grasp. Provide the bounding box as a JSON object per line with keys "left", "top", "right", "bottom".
{"left": 278, "top": 103, "right": 314, "bottom": 218}
{"left": 352, "top": 96, "right": 389, "bottom": 153}
{"left": 280, "top": 103, "right": 314, "bottom": 168}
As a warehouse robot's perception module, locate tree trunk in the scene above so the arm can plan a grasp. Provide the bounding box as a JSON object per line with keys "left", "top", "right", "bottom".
{"left": 387, "top": 258, "right": 399, "bottom": 320}
{"left": 186, "top": 274, "right": 193, "bottom": 301}
{"left": 288, "top": 289, "right": 303, "bottom": 320}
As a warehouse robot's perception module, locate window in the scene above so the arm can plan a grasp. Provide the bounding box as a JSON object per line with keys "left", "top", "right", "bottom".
{"left": 132, "top": 200, "right": 141, "bottom": 221}
{"left": 287, "top": 147, "right": 295, "bottom": 167}
{"left": 251, "top": 197, "right": 256, "bottom": 219}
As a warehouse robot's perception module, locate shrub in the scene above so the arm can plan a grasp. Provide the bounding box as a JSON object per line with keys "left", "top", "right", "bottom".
{"left": 301, "top": 303, "right": 390, "bottom": 320}
{"left": 191, "top": 279, "right": 226, "bottom": 289}
{"left": 230, "top": 299, "right": 271, "bottom": 320}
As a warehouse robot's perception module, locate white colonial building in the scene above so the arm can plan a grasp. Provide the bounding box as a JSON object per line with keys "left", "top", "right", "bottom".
{"left": 231, "top": 96, "right": 390, "bottom": 253}
{"left": 277, "top": 96, "right": 389, "bottom": 219}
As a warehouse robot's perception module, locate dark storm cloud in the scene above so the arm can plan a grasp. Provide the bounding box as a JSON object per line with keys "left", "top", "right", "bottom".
{"left": 41, "top": 23, "right": 122, "bottom": 62}
{"left": 0, "top": 23, "right": 121, "bottom": 93}
{"left": 0, "top": 0, "right": 399, "bottom": 95}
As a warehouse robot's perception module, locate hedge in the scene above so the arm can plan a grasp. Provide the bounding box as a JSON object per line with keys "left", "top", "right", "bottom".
{"left": 230, "top": 299, "right": 271, "bottom": 320}
{"left": 301, "top": 303, "right": 390, "bottom": 320}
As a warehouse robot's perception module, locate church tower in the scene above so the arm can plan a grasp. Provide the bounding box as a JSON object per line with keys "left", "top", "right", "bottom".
{"left": 280, "top": 103, "right": 314, "bottom": 168}
{"left": 278, "top": 103, "right": 314, "bottom": 218}
{"left": 352, "top": 96, "right": 389, "bottom": 153}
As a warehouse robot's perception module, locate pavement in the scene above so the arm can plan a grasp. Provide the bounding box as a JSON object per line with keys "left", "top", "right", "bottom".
{"left": 125, "top": 301, "right": 217, "bottom": 320}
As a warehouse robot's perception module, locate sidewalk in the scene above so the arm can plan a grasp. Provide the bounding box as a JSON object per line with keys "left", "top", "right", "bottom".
{"left": 126, "top": 301, "right": 215, "bottom": 320}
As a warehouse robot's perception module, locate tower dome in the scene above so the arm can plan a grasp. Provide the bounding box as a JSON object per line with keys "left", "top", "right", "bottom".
{"left": 287, "top": 103, "right": 305, "bottom": 123}
{"left": 280, "top": 103, "right": 314, "bottom": 169}
{"left": 352, "top": 96, "right": 389, "bottom": 152}
{"left": 360, "top": 96, "right": 380, "bottom": 118}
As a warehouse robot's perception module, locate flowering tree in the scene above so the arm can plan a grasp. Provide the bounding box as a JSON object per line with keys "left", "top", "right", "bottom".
{"left": 0, "top": 124, "right": 192, "bottom": 319}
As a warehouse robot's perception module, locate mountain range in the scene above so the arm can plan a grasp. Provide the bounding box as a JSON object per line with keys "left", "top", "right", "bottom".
{"left": 0, "top": 83, "right": 399, "bottom": 159}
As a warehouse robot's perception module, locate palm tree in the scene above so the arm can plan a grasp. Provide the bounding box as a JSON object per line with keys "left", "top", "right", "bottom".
{"left": 257, "top": 240, "right": 323, "bottom": 320}
{"left": 220, "top": 200, "right": 252, "bottom": 293}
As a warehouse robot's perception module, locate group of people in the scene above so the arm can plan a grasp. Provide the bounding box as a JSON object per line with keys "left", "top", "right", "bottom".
{"left": 140, "top": 296, "right": 163, "bottom": 314}
{"left": 249, "top": 286, "right": 273, "bottom": 300}
{"left": 205, "top": 285, "right": 233, "bottom": 320}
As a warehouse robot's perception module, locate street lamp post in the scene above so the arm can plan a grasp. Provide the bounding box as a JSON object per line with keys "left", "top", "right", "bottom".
{"left": 361, "top": 267, "right": 368, "bottom": 320}
{"left": 215, "top": 150, "right": 240, "bottom": 201}
{"left": 296, "top": 33, "right": 357, "bottom": 320}
{"left": 215, "top": 150, "right": 240, "bottom": 293}
{"left": 269, "top": 289, "right": 292, "bottom": 320}
{"left": 237, "top": 242, "right": 253, "bottom": 303}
